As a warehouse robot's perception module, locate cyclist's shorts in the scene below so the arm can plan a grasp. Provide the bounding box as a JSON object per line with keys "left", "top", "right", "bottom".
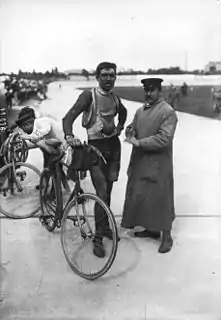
{"left": 88, "top": 135, "right": 121, "bottom": 182}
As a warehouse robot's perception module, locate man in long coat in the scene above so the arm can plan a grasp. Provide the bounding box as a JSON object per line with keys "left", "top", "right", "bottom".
{"left": 121, "top": 78, "right": 178, "bottom": 253}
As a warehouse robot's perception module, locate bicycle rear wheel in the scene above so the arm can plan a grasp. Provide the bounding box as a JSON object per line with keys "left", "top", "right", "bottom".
{"left": 0, "top": 162, "right": 41, "bottom": 218}
{"left": 39, "top": 168, "right": 62, "bottom": 232}
{"left": 61, "top": 193, "right": 118, "bottom": 280}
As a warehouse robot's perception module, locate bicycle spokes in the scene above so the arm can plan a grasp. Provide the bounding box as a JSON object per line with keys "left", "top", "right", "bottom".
{"left": 0, "top": 162, "right": 41, "bottom": 218}
{"left": 61, "top": 193, "right": 118, "bottom": 280}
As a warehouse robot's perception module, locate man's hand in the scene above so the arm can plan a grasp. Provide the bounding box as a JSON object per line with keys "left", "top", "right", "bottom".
{"left": 116, "top": 124, "right": 123, "bottom": 136}
{"left": 65, "top": 135, "right": 82, "bottom": 146}
{"left": 125, "top": 124, "right": 135, "bottom": 139}
{"left": 125, "top": 136, "right": 139, "bottom": 147}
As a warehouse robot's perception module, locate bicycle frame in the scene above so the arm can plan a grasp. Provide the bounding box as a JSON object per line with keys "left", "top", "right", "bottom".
{"left": 41, "top": 141, "right": 107, "bottom": 230}
{"left": 63, "top": 170, "right": 82, "bottom": 211}
{"left": 43, "top": 154, "right": 86, "bottom": 230}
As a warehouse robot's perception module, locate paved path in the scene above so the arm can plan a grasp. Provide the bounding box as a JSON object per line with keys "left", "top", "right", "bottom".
{"left": 1, "top": 80, "right": 221, "bottom": 320}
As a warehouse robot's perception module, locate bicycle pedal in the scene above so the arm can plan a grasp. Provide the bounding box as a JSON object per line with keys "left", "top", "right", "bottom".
{"left": 39, "top": 215, "right": 52, "bottom": 228}
{"left": 1, "top": 188, "right": 8, "bottom": 197}
{"left": 39, "top": 217, "right": 46, "bottom": 226}
{"left": 56, "top": 220, "right": 61, "bottom": 228}
{"left": 73, "top": 220, "right": 79, "bottom": 227}
{"left": 80, "top": 229, "right": 87, "bottom": 240}
{"left": 80, "top": 217, "right": 86, "bottom": 225}
{"left": 16, "top": 171, "right": 26, "bottom": 181}
{"left": 73, "top": 217, "right": 86, "bottom": 227}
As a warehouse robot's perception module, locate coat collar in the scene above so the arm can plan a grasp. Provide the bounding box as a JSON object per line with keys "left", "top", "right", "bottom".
{"left": 143, "top": 97, "right": 163, "bottom": 109}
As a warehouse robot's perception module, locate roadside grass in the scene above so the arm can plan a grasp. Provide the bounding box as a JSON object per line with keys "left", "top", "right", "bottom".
{"left": 79, "top": 85, "right": 220, "bottom": 119}
{"left": 113, "top": 86, "right": 218, "bottom": 119}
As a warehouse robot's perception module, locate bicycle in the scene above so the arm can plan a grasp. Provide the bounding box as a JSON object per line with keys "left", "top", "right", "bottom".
{"left": 0, "top": 131, "right": 29, "bottom": 165}
{"left": 39, "top": 140, "right": 119, "bottom": 280}
{"left": 0, "top": 132, "right": 41, "bottom": 219}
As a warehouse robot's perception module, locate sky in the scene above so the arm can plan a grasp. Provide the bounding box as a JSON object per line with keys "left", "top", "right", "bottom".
{"left": 0, "top": 0, "right": 221, "bottom": 73}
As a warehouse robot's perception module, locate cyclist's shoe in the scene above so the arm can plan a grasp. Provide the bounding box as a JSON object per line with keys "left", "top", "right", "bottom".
{"left": 102, "top": 228, "right": 120, "bottom": 242}
{"left": 93, "top": 238, "right": 105, "bottom": 258}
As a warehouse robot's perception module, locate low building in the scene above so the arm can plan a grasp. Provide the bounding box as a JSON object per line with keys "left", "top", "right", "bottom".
{"left": 205, "top": 61, "right": 221, "bottom": 73}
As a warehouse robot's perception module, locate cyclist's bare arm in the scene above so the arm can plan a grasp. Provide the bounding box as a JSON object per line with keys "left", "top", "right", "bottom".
{"left": 21, "top": 136, "right": 58, "bottom": 154}
{"left": 62, "top": 90, "right": 92, "bottom": 137}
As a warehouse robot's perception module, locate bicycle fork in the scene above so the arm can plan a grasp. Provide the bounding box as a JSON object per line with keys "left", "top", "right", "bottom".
{"left": 75, "top": 198, "right": 93, "bottom": 240}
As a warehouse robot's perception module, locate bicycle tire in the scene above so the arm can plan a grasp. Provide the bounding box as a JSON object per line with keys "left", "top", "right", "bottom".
{"left": 2, "top": 134, "right": 28, "bottom": 164}
{"left": 39, "top": 167, "right": 63, "bottom": 232}
{"left": 0, "top": 162, "right": 41, "bottom": 219}
{"left": 61, "top": 193, "right": 118, "bottom": 280}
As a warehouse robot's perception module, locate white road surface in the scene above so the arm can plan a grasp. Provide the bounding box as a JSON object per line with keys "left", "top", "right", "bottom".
{"left": 1, "top": 79, "right": 221, "bottom": 320}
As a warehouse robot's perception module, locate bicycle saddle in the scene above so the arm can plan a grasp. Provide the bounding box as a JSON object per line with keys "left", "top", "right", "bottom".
{"left": 45, "top": 138, "right": 62, "bottom": 148}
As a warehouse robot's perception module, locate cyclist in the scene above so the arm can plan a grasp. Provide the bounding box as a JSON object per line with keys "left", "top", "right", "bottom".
{"left": 12, "top": 106, "right": 66, "bottom": 168}
{"left": 11, "top": 106, "right": 74, "bottom": 200}
{"left": 62, "top": 61, "right": 127, "bottom": 258}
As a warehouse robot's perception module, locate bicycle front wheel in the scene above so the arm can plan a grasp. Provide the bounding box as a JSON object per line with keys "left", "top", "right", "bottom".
{"left": 61, "top": 193, "right": 118, "bottom": 280}
{"left": 0, "top": 162, "right": 41, "bottom": 219}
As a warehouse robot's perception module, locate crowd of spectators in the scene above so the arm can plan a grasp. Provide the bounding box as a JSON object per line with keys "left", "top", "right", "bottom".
{"left": 2, "top": 76, "right": 48, "bottom": 111}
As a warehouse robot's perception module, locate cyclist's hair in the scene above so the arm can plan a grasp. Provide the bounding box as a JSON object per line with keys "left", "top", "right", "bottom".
{"left": 16, "top": 106, "right": 35, "bottom": 126}
{"left": 95, "top": 62, "right": 117, "bottom": 77}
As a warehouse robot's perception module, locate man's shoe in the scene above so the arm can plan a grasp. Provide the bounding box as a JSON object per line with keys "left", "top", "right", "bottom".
{"left": 134, "top": 229, "right": 161, "bottom": 239}
{"left": 120, "top": 222, "right": 134, "bottom": 229}
{"left": 93, "top": 239, "right": 105, "bottom": 258}
{"left": 102, "top": 229, "right": 121, "bottom": 241}
{"left": 158, "top": 236, "right": 173, "bottom": 253}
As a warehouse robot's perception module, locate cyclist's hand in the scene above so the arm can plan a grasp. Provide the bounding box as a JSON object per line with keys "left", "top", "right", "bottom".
{"left": 66, "top": 135, "right": 82, "bottom": 147}
{"left": 30, "top": 136, "right": 43, "bottom": 143}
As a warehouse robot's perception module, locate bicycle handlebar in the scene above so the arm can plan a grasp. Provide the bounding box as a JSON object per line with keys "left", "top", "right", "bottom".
{"left": 68, "top": 142, "right": 107, "bottom": 165}
{"left": 86, "top": 144, "right": 107, "bottom": 165}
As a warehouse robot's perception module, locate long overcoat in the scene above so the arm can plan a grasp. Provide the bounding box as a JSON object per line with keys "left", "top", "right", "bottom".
{"left": 121, "top": 98, "right": 178, "bottom": 231}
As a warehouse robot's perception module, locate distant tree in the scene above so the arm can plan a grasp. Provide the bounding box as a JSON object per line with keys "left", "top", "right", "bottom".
{"left": 82, "top": 68, "right": 90, "bottom": 80}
